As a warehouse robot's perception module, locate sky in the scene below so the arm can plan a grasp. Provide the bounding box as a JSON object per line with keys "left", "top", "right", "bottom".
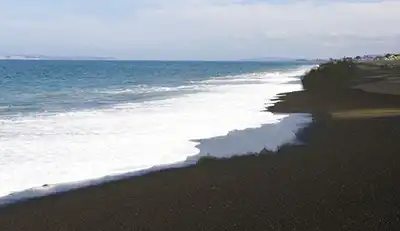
{"left": 0, "top": 0, "right": 399, "bottom": 60}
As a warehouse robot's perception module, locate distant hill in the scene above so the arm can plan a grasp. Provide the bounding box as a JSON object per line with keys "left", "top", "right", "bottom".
{"left": 241, "top": 57, "right": 326, "bottom": 63}
{"left": 0, "top": 55, "right": 116, "bottom": 61}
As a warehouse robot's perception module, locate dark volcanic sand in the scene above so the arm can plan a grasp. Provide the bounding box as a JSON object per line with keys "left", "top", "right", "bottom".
{"left": 2, "top": 87, "right": 400, "bottom": 230}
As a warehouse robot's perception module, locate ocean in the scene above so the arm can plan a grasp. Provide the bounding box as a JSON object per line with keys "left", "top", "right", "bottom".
{"left": 0, "top": 60, "right": 313, "bottom": 203}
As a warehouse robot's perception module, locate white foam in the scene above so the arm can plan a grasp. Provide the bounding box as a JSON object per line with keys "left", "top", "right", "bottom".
{"left": 201, "top": 67, "right": 311, "bottom": 85}
{"left": 0, "top": 66, "right": 313, "bottom": 204}
{"left": 193, "top": 114, "right": 310, "bottom": 158}
{"left": 96, "top": 86, "right": 180, "bottom": 95}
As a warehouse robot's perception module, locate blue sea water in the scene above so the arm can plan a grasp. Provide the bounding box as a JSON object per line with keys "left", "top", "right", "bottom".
{"left": 1, "top": 60, "right": 306, "bottom": 116}
{"left": 0, "top": 60, "right": 314, "bottom": 202}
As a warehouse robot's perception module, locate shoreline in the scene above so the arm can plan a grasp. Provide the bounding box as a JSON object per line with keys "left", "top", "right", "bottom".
{"left": 0, "top": 72, "right": 310, "bottom": 206}
{"left": 0, "top": 113, "right": 310, "bottom": 207}
{"left": 2, "top": 60, "right": 400, "bottom": 230}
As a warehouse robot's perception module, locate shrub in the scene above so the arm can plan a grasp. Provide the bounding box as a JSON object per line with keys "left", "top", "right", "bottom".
{"left": 301, "top": 59, "right": 359, "bottom": 93}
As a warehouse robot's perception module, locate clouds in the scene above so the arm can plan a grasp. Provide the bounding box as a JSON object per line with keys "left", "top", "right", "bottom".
{"left": 0, "top": 0, "right": 399, "bottom": 59}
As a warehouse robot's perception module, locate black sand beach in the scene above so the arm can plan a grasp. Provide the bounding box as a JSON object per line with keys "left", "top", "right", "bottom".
{"left": 1, "top": 60, "right": 400, "bottom": 230}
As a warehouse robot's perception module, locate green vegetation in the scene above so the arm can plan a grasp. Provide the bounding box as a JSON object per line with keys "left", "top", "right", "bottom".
{"left": 197, "top": 156, "right": 219, "bottom": 165}
{"left": 332, "top": 108, "right": 400, "bottom": 119}
{"left": 301, "top": 59, "right": 359, "bottom": 93}
{"left": 300, "top": 55, "right": 400, "bottom": 96}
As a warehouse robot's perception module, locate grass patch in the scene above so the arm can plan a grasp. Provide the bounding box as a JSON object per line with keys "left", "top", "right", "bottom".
{"left": 332, "top": 108, "right": 400, "bottom": 119}
{"left": 197, "top": 156, "right": 219, "bottom": 165}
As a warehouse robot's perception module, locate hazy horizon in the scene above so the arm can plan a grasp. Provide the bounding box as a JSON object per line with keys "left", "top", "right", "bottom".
{"left": 0, "top": 54, "right": 325, "bottom": 61}
{"left": 1, "top": 0, "right": 399, "bottom": 60}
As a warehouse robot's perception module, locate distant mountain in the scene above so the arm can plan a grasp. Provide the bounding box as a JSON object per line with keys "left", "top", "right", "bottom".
{"left": 241, "top": 57, "right": 326, "bottom": 63}
{"left": 241, "top": 57, "right": 294, "bottom": 61}
{"left": 0, "top": 55, "right": 116, "bottom": 61}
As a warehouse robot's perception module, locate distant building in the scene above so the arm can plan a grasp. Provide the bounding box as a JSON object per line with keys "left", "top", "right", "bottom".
{"left": 385, "top": 54, "right": 400, "bottom": 60}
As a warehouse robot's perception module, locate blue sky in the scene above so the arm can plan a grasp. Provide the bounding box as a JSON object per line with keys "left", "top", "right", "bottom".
{"left": 0, "top": 0, "right": 399, "bottom": 60}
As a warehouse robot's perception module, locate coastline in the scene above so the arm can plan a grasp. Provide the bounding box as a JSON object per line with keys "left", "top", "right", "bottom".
{"left": 0, "top": 66, "right": 312, "bottom": 205}
{"left": 0, "top": 64, "right": 313, "bottom": 203}
{"left": 0, "top": 114, "right": 310, "bottom": 207}
{"left": 2, "top": 61, "right": 400, "bottom": 230}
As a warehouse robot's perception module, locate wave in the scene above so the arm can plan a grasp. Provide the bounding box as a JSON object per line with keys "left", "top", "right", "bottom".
{"left": 0, "top": 65, "right": 314, "bottom": 204}
{"left": 91, "top": 65, "right": 314, "bottom": 98}
{"left": 96, "top": 85, "right": 208, "bottom": 96}
{"left": 0, "top": 114, "right": 310, "bottom": 206}
{"left": 199, "top": 65, "right": 313, "bottom": 85}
